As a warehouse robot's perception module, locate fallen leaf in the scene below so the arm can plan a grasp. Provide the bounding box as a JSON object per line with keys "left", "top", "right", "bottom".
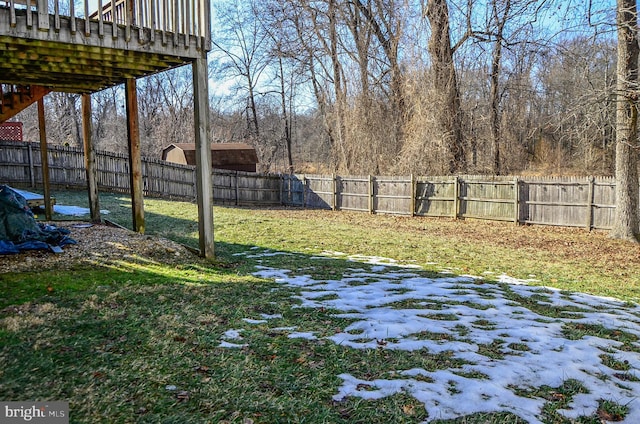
{"left": 402, "top": 404, "right": 415, "bottom": 416}
{"left": 176, "top": 391, "right": 190, "bottom": 402}
{"left": 597, "top": 409, "right": 622, "bottom": 421}
{"left": 194, "top": 365, "right": 210, "bottom": 374}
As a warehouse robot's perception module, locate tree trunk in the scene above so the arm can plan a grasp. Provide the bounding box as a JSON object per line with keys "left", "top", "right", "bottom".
{"left": 277, "top": 55, "right": 294, "bottom": 173}
{"left": 611, "top": 0, "right": 640, "bottom": 242}
{"left": 489, "top": 0, "right": 510, "bottom": 176}
{"left": 328, "top": 0, "right": 348, "bottom": 170}
{"left": 426, "top": 0, "right": 466, "bottom": 174}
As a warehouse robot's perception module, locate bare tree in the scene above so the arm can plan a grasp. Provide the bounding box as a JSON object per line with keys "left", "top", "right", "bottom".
{"left": 425, "top": 0, "right": 466, "bottom": 174}
{"left": 212, "top": 0, "right": 271, "bottom": 143}
{"left": 611, "top": 0, "right": 639, "bottom": 242}
{"left": 487, "top": 0, "right": 511, "bottom": 174}
{"left": 353, "top": 0, "right": 407, "bottom": 152}
{"left": 260, "top": 0, "right": 312, "bottom": 173}
{"left": 134, "top": 69, "right": 195, "bottom": 157}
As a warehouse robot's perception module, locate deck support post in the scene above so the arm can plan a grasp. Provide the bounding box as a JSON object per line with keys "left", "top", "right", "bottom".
{"left": 192, "top": 54, "right": 214, "bottom": 258}
{"left": 125, "top": 78, "right": 145, "bottom": 233}
{"left": 82, "top": 93, "right": 101, "bottom": 223}
{"left": 37, "top": 98, "right": 53, "bottom": 220}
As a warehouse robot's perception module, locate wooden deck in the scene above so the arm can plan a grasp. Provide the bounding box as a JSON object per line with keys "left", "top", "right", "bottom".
{"left": 0, "top": 0, "right": 211, "bottom": 92}
{"left": 0, "top": 0, "right": 215, "bottom": 258}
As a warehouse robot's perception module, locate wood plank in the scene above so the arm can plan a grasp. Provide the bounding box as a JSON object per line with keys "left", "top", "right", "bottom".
{"left": 82, "top": 93, "right": 101, "bottom": 223}
{"left": 192, "top": 54, "right": 214, "bottom": 259}
{"left": 126, "top": 78, "right": 145, "bottom": 233}
{"left": 37, "top": 97, "right": 53, "bottom": 219}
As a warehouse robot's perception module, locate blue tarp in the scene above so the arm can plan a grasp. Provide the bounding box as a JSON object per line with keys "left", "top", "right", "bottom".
{"left": 0, "top": 185, "right": 76, "bottom": 255}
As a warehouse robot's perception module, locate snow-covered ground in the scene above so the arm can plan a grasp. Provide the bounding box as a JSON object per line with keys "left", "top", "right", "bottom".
{"left": 225, "top": 250, "right": 640, "bottom": 423}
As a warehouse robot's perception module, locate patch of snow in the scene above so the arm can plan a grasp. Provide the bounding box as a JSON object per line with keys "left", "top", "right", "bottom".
{"left": 222, "top": 329, "right": 243, "bottom": 340}
{"left": 243, "top": 318, "right": 268, "bottom": 324}
{"left": 53, "top": 205, "right": 110, "bottom": 216}
{"left": 245, "top": 252, "right": 640, "bottom": 423}
{"left": 287, "top": 332, "right": 317, "bottom": 340}
{"left": 218, "top": 341, "right": 248, "bottom": 348}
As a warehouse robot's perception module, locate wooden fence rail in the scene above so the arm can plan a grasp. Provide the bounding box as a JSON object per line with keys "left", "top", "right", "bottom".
{"left": 0, "top": 141, "right": 625, "bottom": 230}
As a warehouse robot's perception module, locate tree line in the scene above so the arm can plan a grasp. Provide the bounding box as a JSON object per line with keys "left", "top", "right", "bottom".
{"left": 14, "top": 0, "right": 619, "bottom": 176}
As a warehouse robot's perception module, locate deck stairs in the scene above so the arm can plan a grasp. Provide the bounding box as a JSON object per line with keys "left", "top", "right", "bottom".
{"left": 0, "top": 84, "right": 50, "bottom": 123}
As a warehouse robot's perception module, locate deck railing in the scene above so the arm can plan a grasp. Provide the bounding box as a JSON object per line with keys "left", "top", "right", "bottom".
{"left": 6, "top": 0, "right": 210, "bottom": 49}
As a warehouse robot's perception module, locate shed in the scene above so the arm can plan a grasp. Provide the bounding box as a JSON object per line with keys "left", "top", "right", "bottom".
{"left": 162, "top": 143, "right": 258, "bottom": 172}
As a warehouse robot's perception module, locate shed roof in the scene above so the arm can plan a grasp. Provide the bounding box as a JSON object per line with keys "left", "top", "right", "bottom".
{"left": 162, "top": 143, "right": 258, "bottom": 170}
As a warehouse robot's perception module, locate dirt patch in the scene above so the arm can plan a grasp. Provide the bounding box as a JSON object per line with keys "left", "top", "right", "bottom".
{"left": 0, "top": 222, "right": 198, "bottom": 273}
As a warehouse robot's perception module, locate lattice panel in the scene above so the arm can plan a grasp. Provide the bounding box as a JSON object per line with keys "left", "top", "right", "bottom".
{"left": 0, "top": 122, "right": 23, "bottom": 141}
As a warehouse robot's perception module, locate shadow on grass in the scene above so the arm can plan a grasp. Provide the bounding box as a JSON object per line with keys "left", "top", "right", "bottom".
{"left": 0, "top": 239, "right": 447, "bottom": 424}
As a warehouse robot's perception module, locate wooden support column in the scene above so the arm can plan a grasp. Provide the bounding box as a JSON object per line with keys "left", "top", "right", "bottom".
{"left": 193, "top": 55, "right": 214, "bottom": 259}
{"left": 125, "top": 78, "right": 145, "bottom": 234}
{"left": 82, "top": 93, "right": 101, "bottom": 223}
{"left": 37, "top": 98, "right": 52, "bottom": 220}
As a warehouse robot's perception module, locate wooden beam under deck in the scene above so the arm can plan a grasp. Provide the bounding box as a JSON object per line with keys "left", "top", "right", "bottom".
{"left": 0, "top": 8, "right": 203, "bottom": 93}
{"left": 0, "top": 37, "right": 193, "bottom": 93}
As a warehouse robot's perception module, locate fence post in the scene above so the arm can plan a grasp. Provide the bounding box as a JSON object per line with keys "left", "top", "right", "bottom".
{"left": 27, "top": 143, "right": 35, "bottom": 188}
{"left": 234, "top": 171, "right": 239, "bottom": 206}
{"left": 302, "top": 175, "right": 307, "bottom": 208}
{"left": 514, "top": 177, "right": 520, "bottom": 225}
{"left": 410, "top": 174, "right": 415, "bottom": 216}
{"left": 279, "top": 174, "right": 284, "bottom": 206}
{"left": 453, "top": 176, "right": 459, "bottom": 219}
{"left": 586, "top": 176, "right": 595, "bottom": 231}
{"left": 368, "top": 175, "right": 374, "bottom": 214}
{"left": 332, "top": 174, "right": 337, "bottom": 210}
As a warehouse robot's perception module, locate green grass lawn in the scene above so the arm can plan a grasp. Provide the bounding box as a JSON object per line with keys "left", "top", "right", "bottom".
{"left": 1, "top": 189, "right": 639, "bottom": 423}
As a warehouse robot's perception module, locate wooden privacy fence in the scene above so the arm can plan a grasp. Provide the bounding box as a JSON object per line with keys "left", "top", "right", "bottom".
{"left": 280, "top": 174, "right": 617, "bottom": 230}
{"left": 0, "top": 141, "right": 623, "bottom": 230}
{"left": 0, "top": 141, "right": 282, "bottom": 204}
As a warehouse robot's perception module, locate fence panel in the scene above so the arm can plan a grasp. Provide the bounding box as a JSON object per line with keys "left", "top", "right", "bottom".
{"left": 213, "top": 170, "right": 237, "bottom": 204}
{"left": 49, "top": 146, "right": 86, "bottom": 188}
{"left": 459, "top": 177, "right": 517, "bottom": 222}
{"left": 97, "top": 151, "right": 130, "bottom": 193}
{"left": 415, "top": 177, "right": 456, "bottom": 217}
{"left": 374, "top": 176, "right": 413, "bottom": 215}
{"left": 0, "top": 141, "right": 33, "bottom": 185}
{"left": 145, "top": 159, "right": 195, "bottom": 199}
{"left": 337, "top": 176, "right": 370, "bottom": 212}
{"left": 591, "top": 178, "right": 616, "bottom": 230}
{"left": 303, "top": 175, "right": 334, "bottom": 209}
{"left": 237, "top": 172, "right": 281, "bottom": 205}
{"left": 281, "top": 174, "right": 305, "bottom": 207}
{"left": 521, "top": 177, "right": 590, "bottom": 228}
